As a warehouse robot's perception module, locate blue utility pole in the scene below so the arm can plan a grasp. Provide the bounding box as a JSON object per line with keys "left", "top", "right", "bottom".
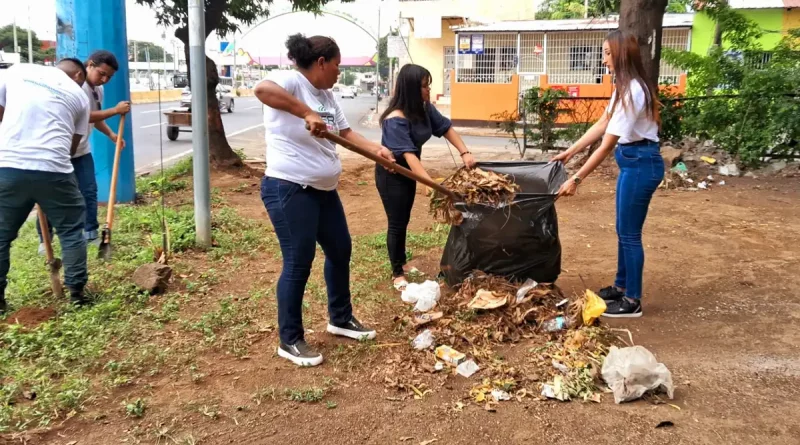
{"left": 56, "top": 0, "right": 136, "bottom": 203}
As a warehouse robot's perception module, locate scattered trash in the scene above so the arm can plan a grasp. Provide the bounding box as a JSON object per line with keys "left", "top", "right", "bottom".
{"left": 490, "top": 389, "right": 511, "bottom": 401}
{"left": 541, "top": 316, "right": 569, "bottom": 332}
{"left": 419, "top": 439, "right": 438, "bottom": 445}
{"left": 468, "top": 289, "right": 508, "bottom": 310}
{"left": 719, "top": 164, "right": 739, "bottom": 177}
{"left": 697, "top": 181, "right": 708, "bottom": 190}
{"left": 719, "top": 180, "right": 726, "bottom": 186}
{"left": 434, "top": 362, "right": 444, "bottom": 372}
{"left": 435, "top": 346, "right": 466, "bottom": 366}
{"left": 515, "top": 279, "right": 538, "bottom": 304}
{"left": 411, "top": 330, "right": 435, "bottom": 350}
{"left": 655, "top": 421, "right": 675, "bottom": 429}
{"left": 556, "top": 298, "right": 569, "bottom": 308}
{"left": 541, "top": 375, "right": 570, "bottom": 401}
{"left": 701, "top": 156, "right": 717, "bottom": 165}
{"left": 744, "top": 171, "right": 758, "bottom": 179}
{"left": 582, "top": 290, "right": 607, "bottom": 325}
{"left": 456, "top": 360, "right": 480, "bottom": 378}
{"left": 601, "top": 346, "right": 675, "bottom": 404}
{"left": 412, "top": 311, "right": 443, "bottom": 327}
{"left": 401, "top": 280, "right": 441, "bottom": 312}
{"left": 671, "top": 162, "right": 688, "bottom": 173}
{"left": 551, "top": 359, "right": 569, "bottom": 374}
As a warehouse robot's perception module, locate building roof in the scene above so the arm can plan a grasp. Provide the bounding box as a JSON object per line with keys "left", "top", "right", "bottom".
{"left": 728, "top": 0, "right": 794, "bottom": 9}
{"left": 454, "top": 13, "right": 694, "bottom": 34}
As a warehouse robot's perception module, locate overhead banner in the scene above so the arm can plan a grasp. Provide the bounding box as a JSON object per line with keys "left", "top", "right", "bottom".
{"left": 414, "top": 15, "right": 442, "bottom": 39}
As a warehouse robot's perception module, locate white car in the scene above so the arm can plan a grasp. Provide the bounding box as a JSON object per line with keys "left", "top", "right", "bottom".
{"left": 341, "top": 89, "right": 355, "bottom": 99}
{"left": 180, "top": 85, "right": 235, "bottom": 112}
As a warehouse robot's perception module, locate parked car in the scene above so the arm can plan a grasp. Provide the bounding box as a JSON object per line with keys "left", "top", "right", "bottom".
{"left": 180, "top": 85, "right": 235, "bottom": 112}
{"left": 341, "top": 88, "right": 355, "bottom": 99}
{"left": 350, "top": 86, "right": 358, "bottom": 97}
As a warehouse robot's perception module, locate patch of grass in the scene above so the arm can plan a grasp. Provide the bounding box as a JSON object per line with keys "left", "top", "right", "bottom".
{"left": 185, "top": 296, "right": 256, "bottom": 356}
{"left": 123, "top": 398, "right": 147, "bottom": 418}
{"left": 285, "top": 387, "right": 325, "bottom": 403}
{"left": 251, "top": 387, "right": 277, "bottom": 406}
{"left": 136, "top": 157, "right": 193, "bottom": 196}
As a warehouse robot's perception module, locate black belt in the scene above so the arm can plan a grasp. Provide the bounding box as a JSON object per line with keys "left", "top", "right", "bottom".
{"left": 620, "top": 139, "right": 658, "bottom": 146}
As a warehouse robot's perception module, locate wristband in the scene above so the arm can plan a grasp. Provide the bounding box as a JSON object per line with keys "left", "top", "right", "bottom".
{"left": 460, "top": 151, "right": 471, "bottom": 157}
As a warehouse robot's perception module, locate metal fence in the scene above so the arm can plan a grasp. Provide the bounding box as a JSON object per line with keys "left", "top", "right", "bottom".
{"left": 456, "top": 33, "right": 518, "bottom": 83}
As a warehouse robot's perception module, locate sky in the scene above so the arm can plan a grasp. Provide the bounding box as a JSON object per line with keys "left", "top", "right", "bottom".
{"left": 1, "top": 0, "right": 399, "bottom": 58}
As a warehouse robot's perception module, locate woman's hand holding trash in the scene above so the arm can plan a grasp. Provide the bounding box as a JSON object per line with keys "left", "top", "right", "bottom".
{"left": 461, "top": 152, "right": 477, "bottom": 169}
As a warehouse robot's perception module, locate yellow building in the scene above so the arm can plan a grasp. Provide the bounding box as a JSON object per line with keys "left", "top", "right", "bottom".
{"left": 397, "top": 0, "right": 539, "bottom": 103}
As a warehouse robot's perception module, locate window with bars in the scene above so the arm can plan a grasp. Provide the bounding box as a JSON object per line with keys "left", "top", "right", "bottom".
{"left": 546, "top": 31, "right": 607, "bottom": 84}
{"left": 519, "top": 33, "right": 545, "bottom": 74}
{"left": 456, "top": 33, "right": 518, "bottom": 84}
{"left": 659, "top": 29, "right": 691, "bottom": 85}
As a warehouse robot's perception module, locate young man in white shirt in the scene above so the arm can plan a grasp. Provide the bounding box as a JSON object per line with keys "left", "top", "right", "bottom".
{"left": 0, "top": 59, "right": 92, "bottom": 314}
{"left": 37, "top": 50, "right": 131, "bottom": 252}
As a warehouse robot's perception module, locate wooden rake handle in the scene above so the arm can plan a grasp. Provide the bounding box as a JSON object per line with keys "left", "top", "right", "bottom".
{"left": 105, "top": 115, "right": 126, "bottom": 229}
{"left": 314, "top": 129, "right": 459, "bottom": 201}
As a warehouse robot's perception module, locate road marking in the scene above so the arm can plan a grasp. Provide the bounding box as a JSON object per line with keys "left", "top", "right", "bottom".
{"left": 140, "top": 107, "right": 181, "bottom": 114}
{"left": 140, "top": 122, "right": 166, "bottom": 129}
{"left": 246, "top": 105, "right": 262, "bottom": 110}
{"left": 135, "top": 123, "right": 264, "bottom": 174}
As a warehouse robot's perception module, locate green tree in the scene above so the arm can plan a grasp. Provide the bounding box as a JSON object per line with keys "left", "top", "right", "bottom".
{"left": 134, "top": 0, "right": 347, "bottom": 168}
{"left": 128, "top": 40, "right": 174, "bottom": 63}
{"left": 0, "top": 24, "right": 55, "bottom": 64}
{"left": 537, "top": 0, "right": 690, "bottom": 19}
{"left": 340, "top": 71, "right": 356, "bottom": 85}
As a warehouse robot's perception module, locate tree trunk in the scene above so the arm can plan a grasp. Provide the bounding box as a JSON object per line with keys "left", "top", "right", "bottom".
{"left": 175, "top": 27, "right": 243, "bottom": 169}
{"left": 619, "top": 0, "right": 670, "bottom": 87}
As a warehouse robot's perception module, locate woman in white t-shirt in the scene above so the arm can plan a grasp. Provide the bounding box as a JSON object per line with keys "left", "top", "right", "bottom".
{"left": 552, "top": 30, "right": 665, "bottom": 319}
{"left": 255, "top": 34, "right": 395, "bottom": 367}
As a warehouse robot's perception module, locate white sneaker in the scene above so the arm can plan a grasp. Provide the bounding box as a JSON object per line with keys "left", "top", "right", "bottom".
{"left": 327, "top": 317, "right": 377, "bottom": 341}
{"left": 277, "top": 340, "right": 324, "bottom": 367}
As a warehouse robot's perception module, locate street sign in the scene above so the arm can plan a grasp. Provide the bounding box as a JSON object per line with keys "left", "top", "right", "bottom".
{"left": 387, "top": 35, "right": 408, "bottom": 58}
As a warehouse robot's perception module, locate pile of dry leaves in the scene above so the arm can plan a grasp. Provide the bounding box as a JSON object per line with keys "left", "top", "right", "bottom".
{"left": 381, "top": 271, "right": 619, "bottom": 407}
{"left": 429, "top": 168, "right": 520, "bottom": 225}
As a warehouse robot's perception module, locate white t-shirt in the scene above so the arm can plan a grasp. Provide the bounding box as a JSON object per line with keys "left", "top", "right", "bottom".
{"left": 606, "top": 80, "right": 659, "bottom": 144}
{"left": 0, "top": 64, "right": 90, "bottom": 174}
{"left": 74, "top": 82, "right": 104, "bottom": 158}
{"left": 262, "top": 70, "right": 349, "bottom": 191}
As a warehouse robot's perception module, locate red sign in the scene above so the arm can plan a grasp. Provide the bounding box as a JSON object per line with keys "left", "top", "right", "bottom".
{"left": 567, "top": 85, "right": 580, "bottom": 97}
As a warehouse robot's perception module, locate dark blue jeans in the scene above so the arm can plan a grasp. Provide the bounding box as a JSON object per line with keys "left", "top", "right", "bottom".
{"left": 375, "top": 165, "right": 416, "bottom": 277}
{"left": 0, "top": 168, "right": 88, "bottom": 291}
{"left": 614, "top": 141, "right": 664, "bottom": 300}
{"left": 36, "top": 153, "right": 99, "bottom": 240}
{"left": 260, "top": 177, "right": 354, "bottom": 345}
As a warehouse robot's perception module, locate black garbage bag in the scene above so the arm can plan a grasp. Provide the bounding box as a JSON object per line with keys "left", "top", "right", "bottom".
{"left": 440, "top": 161, "right": 567, "bottom": 286}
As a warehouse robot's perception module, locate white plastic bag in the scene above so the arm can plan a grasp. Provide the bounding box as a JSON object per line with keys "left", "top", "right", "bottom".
{"left": 401, "top": 280, "right": 441, "bottom": 312}
{"left": 411, "top": 329, "right": 435, "bottom": 350}
{"left": 601, "top": 346, "right": 674, "bottom": 404}
{"left": 456, "top": 360, "right": 479, "bottom": 378}
{"left": 515, "top": 278, "right": 538, "bottom": 303}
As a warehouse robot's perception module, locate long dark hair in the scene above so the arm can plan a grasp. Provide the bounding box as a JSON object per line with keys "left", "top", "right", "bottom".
{"left": 605, "top": 30, "right": 661, "bottom": 125}
{"left": 380, "top": 64, "right": 432, "bottom": 124}
{"left": 286, "top": 34, "right": 340, "bottom": 69}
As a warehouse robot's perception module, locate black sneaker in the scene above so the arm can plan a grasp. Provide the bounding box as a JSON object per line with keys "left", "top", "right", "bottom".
{"left": 602, "top": 297, "right": 643, "bottom": 318}
{"left": 327, "top": 317, "right": 377, "bottom": 341}
{"left": 277, "top": 340, "right": 324, "bottom": 367}
{"left": 598, "top": 286, "right": 625, "bottom": 303}
{"left": 68, "top": 287, "right": 90, "bottom": 307}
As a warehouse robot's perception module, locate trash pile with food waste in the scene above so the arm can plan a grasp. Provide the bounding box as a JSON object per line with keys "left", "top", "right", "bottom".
{"left": 380, "top": 272, "right": 673, "bottom": 410}
{"left": 429, "top": 167, "right": 519, "bottom": 226}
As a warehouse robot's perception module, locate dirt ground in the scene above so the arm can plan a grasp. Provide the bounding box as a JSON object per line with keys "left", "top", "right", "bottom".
{"left": 4, "top": 152, "right": 800, "bottom": 445}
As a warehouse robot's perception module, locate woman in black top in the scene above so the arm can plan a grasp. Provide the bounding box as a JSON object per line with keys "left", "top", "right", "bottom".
{"left": 377, "top": 64, "right": 476, "bottom": 291}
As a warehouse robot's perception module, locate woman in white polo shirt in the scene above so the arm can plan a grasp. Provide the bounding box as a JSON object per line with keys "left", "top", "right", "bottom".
{"left": 552, "top": 30, "right": 665, "bottom": 319}
{"left": 255, "top": 34, "right": 395, "bottom": 367}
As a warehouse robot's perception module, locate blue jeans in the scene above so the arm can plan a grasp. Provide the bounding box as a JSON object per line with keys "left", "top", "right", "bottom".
{"left": 614, "top": 141, "right": 664, "bottom": 300}
{"left": 260, "top": 177, "right": 354, "bottom": 345}
{"left": 36, "top": 153, "right": 99, "bottom": 241}
{"left": 0, "top": 168, "right": 88, "bottom": 291}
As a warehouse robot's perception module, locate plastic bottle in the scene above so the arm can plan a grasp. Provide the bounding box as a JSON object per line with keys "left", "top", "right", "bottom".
{"left": 541, "top": 316, "right": 568, "bottom": 332}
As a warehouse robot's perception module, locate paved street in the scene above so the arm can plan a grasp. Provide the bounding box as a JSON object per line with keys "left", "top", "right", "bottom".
{"left": 132, "top": 93, "right": 512, "bottom": 172}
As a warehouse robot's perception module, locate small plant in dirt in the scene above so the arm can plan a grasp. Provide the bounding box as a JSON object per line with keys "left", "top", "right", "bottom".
{"left": 251, "top": 387, "right": 277, "bottom": 405}
{"left": 124, "top": 398, "right": 147, "bottom": 418}
{"left": 325, "top": 400, "right": 338, "bottom": 410}
{"left": 285, "top": 387, "right": 325, "bottom": 403}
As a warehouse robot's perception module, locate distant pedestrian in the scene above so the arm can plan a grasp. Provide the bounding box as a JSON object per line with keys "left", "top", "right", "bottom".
{"left": 36, "top": 50, "right": 131, "bottom": 253}
{"left": 377, "top": 64, "right": 475, "bottom": 291}
{"left": 0, "top": 60, "right": 92, "bottom": 314}
{"left": 254, "top": 34, "right": 396, "bottom": 366}
{"left": 552, "top": 30, "right": 665, "bottom": 318}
